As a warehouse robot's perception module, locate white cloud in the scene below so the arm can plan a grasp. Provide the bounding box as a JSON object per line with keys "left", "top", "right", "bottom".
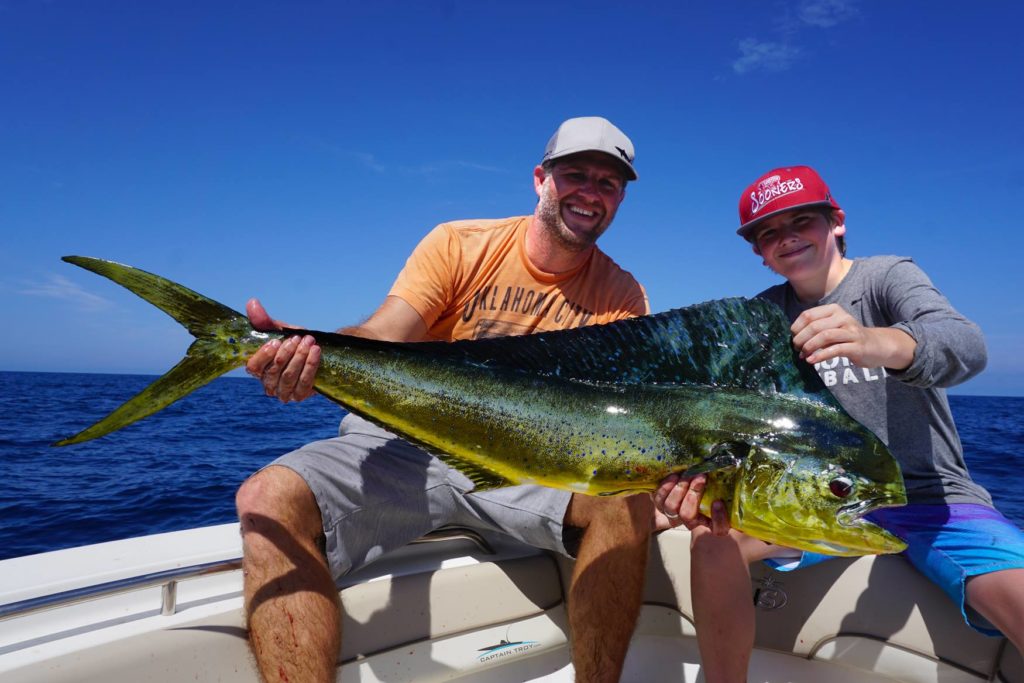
{"left": 733, "top": 39, "right": 802, "bottom": 75}
{"left": 799, "top": 0, "right": 857, "bottom": 28}
{"left": 20, "top": 274, "right": 111, "bottom": 310}
{"left": 401, "top": 160, "right": 508, "bottom": 176}
{"left": 332, "top": 146, "right": 505, "bottom": 176}
{"left": 352, "top": 151, "right": 387, "bottom": 173}
{"left": 733, "top": 0, "right": 855, "bottom": 75}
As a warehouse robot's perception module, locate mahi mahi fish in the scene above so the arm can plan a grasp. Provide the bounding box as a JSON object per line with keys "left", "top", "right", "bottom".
{"left": 56, "top": 256, "right": 907, "bottom": 557}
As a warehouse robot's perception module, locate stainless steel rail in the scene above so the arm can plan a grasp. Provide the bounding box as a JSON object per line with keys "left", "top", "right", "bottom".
{"left": 0, "top": 557, "right": 243, "bottom": 622}
{"left": 0, "top": 527, "right": 495, "bottom": 623}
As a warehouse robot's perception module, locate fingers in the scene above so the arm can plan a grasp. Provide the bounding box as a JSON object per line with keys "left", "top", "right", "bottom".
{"left": 710, "top": 500, "right": 732, "bottom": 536}
{"left": 655, "top": 473, "right": 688, "bottom": 520}
{"left": 654, "top": 474, "right": 717, "bottom": 531}
{"left": 790, "top": 304, "right": 860, "bottom": 364}
{"left": 247, "top": 335, "right": 320, "bottom": 403}
{"left": 797, "top": 328, "right": 851, "bottom": 364}
{"left": 246, "top": 338, "right": 281, "bottom": 378}
{"left": 293, "top": 344, "right": 320, "bottom": 401}
{"left": 246, "top": 298, "right": 299, "bottom": 331}
{"left": 653, "top": 474, "right": 679, "bottom": 513}
{"left": 246, "top": 298, "right": 279, "bottom": 332}
{"left": 276, "top": 336, "right": 318, "bottom": 402}
{"left": 677, "top": 473, "right": 707, "bottom": 525}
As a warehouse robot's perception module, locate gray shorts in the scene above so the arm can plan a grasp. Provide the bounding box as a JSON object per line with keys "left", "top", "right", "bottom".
{"left": 270, "top": 413, "right": 574, "bottom": 579}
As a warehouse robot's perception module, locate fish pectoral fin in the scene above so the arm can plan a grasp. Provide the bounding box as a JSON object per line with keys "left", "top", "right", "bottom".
{"left": 435, "top": 453, "right": 515, "bottom": 492}
{"left": 681, "top": 441, "right": 751, "bottom": 476}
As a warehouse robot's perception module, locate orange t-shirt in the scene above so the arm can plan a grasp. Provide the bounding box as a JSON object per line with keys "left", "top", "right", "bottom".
{"left": 388, "top": 216, "right": 649, "bottom": 341}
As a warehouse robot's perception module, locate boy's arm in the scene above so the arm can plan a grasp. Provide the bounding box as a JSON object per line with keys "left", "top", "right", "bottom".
{"left": 793, "top": 259, "right": 986, "bottom": 388}
{"left": 879, "top": 258, "right": 987, "bottom": 388}
{"left": 791, "top": 304, "right": 916, "bottom": 370}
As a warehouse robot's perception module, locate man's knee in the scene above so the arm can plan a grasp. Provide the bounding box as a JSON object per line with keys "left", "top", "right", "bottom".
{"left": 567, "top": 493, "right": 653, "bottom": 541}
{"left": 237, "top": 465, "right": 323, "bottom": 539}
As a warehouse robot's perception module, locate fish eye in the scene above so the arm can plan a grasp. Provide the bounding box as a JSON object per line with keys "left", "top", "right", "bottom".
{"left": 829, "top": 475, "right": 854, "bottom": 498}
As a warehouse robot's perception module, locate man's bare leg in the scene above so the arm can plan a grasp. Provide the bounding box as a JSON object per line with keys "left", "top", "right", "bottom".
{"left": 237, "top": 465, "right": 341, "bottom": 683}
{"left": 564, "top": 493, "right": 652, "bottom": 682}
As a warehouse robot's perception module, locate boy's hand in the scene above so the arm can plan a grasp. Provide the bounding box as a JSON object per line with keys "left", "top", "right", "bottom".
{"left": 791, "top": 303, "right": 915, "bottom": 370}
{"left": 653, "top": 473, "right": 730, "bottom": 535}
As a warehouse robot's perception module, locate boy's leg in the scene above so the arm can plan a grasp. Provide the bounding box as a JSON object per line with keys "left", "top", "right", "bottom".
{"left": 691, "top": 528, "right": 753, "bottom": 683}
{"left": 870, "top": 503, "right": 1024, "bottom": 651}
{"left": 966, "top": 569, "right": 1024, "bottom": 654}
{"left": 690, "top": 529, "right": 798, "bottom": 683}
{"left": 563, "top": 493, "right": 652, "bottom": 683}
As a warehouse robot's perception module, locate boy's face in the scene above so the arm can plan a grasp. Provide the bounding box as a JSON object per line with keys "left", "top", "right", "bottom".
{"left": 750, "top": 208, "right": 846, "bottom": 282}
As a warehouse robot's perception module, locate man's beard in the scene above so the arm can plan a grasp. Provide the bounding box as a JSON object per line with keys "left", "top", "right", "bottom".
{"left": 536, "top": 180, "right": 610, "bottom": 252}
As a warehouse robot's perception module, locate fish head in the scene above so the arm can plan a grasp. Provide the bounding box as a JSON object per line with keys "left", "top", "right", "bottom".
{"left": 728, "top": 407, "right": 907, "bottom": 557}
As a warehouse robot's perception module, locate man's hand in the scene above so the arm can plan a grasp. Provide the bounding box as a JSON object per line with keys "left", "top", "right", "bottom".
{"left": 653, "top": 473, "right": 730, "bottom": 535}
{"left": 245, "top": 298, "right": 320, "bottom": 403}
{"left": 790, "top": 303, "right": 915, "bottom": 370}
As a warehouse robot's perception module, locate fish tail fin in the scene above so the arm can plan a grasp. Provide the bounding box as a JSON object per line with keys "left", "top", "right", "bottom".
{"left": 55, "top": 256, "right": 257, "bottom": 446}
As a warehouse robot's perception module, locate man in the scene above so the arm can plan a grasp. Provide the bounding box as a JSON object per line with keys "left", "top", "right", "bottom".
{"left": 238, "top": 117, "right": 659, "bottom": 682}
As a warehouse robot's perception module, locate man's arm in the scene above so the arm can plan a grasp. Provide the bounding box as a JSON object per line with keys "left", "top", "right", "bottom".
{"left": 245, "top": 295, "right": 427, "bottom": 403}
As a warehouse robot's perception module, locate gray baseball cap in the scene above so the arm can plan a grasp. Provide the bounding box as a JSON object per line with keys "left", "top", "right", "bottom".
{"left": 542, "top": 116, "right": 638, "bottom": 180}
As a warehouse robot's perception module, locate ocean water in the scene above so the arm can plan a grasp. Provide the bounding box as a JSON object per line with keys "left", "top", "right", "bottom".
{"left": 0, "top": 371, "right": 1022, "bottom": 561}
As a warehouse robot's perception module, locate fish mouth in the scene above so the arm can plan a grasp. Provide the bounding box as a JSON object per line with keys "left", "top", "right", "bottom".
{"left": 837, "top": 497, "right": 902, "bottom": 528}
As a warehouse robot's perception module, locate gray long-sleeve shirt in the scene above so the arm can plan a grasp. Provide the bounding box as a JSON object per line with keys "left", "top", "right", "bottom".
{"left": 759, "top": 256, "right": 992, "bottom": 506}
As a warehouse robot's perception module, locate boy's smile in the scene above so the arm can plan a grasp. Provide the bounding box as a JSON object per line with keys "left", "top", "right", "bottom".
{"left": 752, "top": 208, "right": 848, "bottom": 300}
{"left": 776, "top": 241, "right": 813, "bottom": 260}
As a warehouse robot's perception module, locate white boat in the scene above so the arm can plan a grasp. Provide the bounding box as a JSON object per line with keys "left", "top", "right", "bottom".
{"left": 1, "top": 524, "right": 1020, "bottom": 682}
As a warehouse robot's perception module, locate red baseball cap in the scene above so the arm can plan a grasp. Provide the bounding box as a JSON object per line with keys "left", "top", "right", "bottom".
{"left": 737, "top": 165, "right": 841, "bottom": 240}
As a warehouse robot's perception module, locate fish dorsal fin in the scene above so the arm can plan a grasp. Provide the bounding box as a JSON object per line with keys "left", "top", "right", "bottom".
{"left": 395, "top": 297, "right": 837, "bottom": 406}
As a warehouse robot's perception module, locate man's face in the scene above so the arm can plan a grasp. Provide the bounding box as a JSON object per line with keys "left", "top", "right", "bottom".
{"left": 534, "top": 152, "right": 627, "bottom": 251}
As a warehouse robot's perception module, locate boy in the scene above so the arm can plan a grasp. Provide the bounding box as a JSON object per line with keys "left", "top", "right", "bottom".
{"left": 657, "top": 165, "right": 1024, "bottom": 682}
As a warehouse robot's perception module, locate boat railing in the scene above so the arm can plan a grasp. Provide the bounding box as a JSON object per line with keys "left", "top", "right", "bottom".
{"left": 0, "top": 526, "right": 495, "bottom": 623}
{"left": 0, "top": 556, "right": 244, "bottom": 622}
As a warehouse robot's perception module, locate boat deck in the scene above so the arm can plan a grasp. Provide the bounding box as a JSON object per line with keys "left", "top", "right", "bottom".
{"left": 1, "top": 524, "right": 1021, "bottom": 682}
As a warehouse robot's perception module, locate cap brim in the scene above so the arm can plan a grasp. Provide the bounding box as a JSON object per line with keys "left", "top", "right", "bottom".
{"left": 736, "top": 200, "right": 834, "bottom": 240}
{"left": 546, "top": 148, "right": 638, "bottom": 180}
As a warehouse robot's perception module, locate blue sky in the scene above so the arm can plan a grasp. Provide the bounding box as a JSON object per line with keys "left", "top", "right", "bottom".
{"left": 2, "top": 1, "right": 1022, "bottom": 396}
